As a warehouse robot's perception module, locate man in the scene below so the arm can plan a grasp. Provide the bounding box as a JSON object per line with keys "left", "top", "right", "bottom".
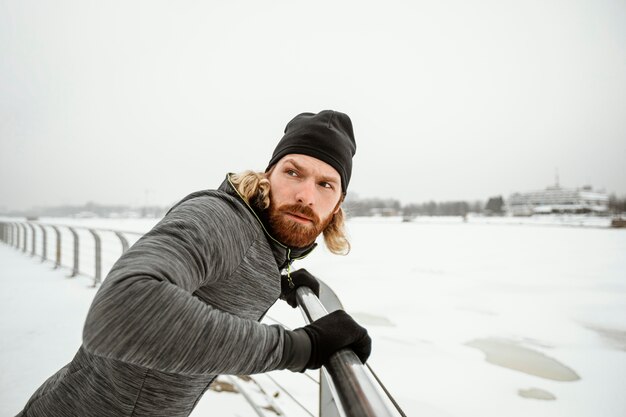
{"left": 18, "top": 110, "right": 371, "bottom": 417}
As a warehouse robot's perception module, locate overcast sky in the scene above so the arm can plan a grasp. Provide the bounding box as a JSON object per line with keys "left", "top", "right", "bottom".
{"left": 1, "top": 0, "right": 625, "bottom": 210}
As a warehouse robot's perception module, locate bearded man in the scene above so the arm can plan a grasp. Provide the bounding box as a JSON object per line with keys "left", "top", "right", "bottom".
{"left": 17, "top": 110, "right": 371, "bottom": 417}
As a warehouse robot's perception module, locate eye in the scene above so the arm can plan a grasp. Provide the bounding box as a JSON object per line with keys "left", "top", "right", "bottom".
{"left": 286, "top": 169, "right": 298, "bottom": 177}
{"left": 320, "top": 182, "right": 334, "bottom": 190}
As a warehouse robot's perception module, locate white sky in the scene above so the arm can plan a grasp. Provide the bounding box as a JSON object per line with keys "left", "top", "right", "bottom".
{"left": 1, "top": 0, "right": 625, "bottom": 210}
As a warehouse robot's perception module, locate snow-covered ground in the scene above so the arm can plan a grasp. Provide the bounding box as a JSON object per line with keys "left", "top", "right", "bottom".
{"left": 1, "top": 216, "right": 625, "bottom": 417}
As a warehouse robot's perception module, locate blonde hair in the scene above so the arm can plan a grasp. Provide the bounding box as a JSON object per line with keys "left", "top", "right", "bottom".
{"left": 229, "top": 170, "right": 350, "bottom": 255}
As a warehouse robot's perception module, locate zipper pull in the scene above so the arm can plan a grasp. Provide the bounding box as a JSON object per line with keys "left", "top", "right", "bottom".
{"left": 287, "top": 263, "right": 295, "bottom": 289}
{"left": 286, "top": 250, "right": 295, "bottom": 289}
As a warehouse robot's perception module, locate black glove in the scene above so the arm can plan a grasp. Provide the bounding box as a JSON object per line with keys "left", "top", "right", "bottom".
{"left": 280, "top": 268, "right": 320, "bottom": 308}
{"left": 301, "top": 310, "right": 372, "bottom": 369}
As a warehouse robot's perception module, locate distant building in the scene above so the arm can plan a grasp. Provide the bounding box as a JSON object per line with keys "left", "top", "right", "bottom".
{"left": 508, "top": 185, "right": 608, "bottom": 216}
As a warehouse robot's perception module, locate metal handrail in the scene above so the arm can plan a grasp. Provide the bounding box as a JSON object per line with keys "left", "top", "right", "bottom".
{"left": 0, "top": 220, "right": 142, "bottom": 286}
{"left": 296, "top": 287, "right": 397, "bottom": 417}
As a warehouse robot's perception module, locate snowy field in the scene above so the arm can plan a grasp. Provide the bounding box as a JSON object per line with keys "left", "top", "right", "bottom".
{"left": 1, "top": 216, "right": 625, "bottom": 417}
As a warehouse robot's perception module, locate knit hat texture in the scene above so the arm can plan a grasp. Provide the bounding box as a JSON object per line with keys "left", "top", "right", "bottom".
{"left": 266, "top": 110, "right": 356, "bottom": 193}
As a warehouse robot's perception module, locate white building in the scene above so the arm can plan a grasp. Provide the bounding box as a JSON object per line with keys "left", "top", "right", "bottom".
{"left": 508, "top": 185, "right": 608, "bottom": 216}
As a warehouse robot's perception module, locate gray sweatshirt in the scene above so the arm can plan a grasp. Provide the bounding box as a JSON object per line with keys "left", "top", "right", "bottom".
{"left": 18, "top": 175, "right": 315, "bottom": 417}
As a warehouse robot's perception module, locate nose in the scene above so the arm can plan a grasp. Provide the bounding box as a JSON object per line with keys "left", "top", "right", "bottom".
{"left": 295, "top": 179, "right": 316, "bottom": 206}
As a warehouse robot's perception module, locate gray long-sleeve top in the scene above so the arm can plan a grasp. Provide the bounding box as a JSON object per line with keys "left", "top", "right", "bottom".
{"left": 18, "top": 175, "right": 315, "bottom": 417}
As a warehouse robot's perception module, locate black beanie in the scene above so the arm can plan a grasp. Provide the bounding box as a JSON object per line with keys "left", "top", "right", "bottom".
{"left": 266, "top": 110, "right": 356, "bottom": 193}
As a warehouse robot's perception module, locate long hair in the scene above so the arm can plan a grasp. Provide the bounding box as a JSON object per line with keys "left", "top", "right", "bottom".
{"left": 229, "top": 170, "right": 350, "bottom": 255}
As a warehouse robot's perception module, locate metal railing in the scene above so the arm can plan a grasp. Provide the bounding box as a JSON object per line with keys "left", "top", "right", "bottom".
{"left": 296, "top": 288, "right": 399, "bottom": 417}
{"left": 0, "top": 220, "right": 143, "bottom": 287}
{"left": 1, "top": 219, "right": 404, "bottom": 417}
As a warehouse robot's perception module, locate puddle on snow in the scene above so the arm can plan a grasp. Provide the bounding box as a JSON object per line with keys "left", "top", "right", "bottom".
{"left": 465, "top": 338, "right": 580, "bottom": 381}
{"left": 518, "top": 387, "right": 556, "bottom": 400}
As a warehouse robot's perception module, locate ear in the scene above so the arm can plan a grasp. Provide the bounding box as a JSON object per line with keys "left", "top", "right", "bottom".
{"left": 332, "top": 199, "right": 342, "bottom": 215}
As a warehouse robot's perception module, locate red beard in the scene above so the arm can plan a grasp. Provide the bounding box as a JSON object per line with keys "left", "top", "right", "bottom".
{"left": 267, "top": 202, "right": 334, "bottom": 248}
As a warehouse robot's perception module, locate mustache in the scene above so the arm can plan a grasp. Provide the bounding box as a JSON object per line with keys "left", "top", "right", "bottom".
{"left": 279, "top": 204, "right": 320, "bottom": 224}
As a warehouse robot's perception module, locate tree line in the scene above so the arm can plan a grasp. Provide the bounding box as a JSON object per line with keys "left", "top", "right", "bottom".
{"left": 609, "top": 194, "right": 626, "bottom": 214}
{"left": 343, "top": 194, "right": 500, "bottom": 217}
{"left": 344, "top": 194, "right": 626, "bottom": 218}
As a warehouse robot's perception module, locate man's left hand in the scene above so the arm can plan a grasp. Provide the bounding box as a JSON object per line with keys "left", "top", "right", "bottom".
{"left": 280, "top": 268, "right": 320, "bottom": 308}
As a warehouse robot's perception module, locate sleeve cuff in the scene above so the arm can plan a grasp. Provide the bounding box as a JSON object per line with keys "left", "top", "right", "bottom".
{"left": 278, "top": 329, "right": 312, "bottom": 372}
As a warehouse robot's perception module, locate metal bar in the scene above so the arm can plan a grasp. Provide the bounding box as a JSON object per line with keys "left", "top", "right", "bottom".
{"left": 321, "top": 368, "right": 346, "bottom": 417}
{"left": 28, "top": 223, "right": 36, "bottom": 256}
{"left": 15, "top": 223, "right": 21, "bottom": 248}
{"left": 38, "top": 224, "right": 47, "bottom": 262}
{"left": 365, "top": 364, "right": 407, "bottom": 417}
{"left": 13, "top": 222, "right": 18, "bottom": 247}
{"left": 89, "top": 229, "right": 102, "bottom": 286}
{"left": 21, "top": 223, "right": 28, "bottom": 253}
{"left": 296, "top": 287, "right": 396, "bottom": 417}
{"left": 114, "top": 231, "right": 129, "bottom": 253}
{"left": 26, "top": 221, "right": 144, "bottom": 237}
{"left": 68, "top": 227, "right": 79, "bottom": 277}
{"left": 265, "top": 374, "right": 315, "bottom": 417}
{"left": 51, "top": 225, "right": 62, "bottom": 269}
{"left": 224, "top": 376, "right": 266, "bottom": 417}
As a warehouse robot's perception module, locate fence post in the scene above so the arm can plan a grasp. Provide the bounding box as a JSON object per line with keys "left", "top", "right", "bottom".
{"left": 21, "top": 223, "right": 28, "bottom": 253}
{"left": 68, "top": 227, "right": 79, "bottom": 277}
{"left": 89, "top": 229, "right": 102, "bottom": 287}
{"left": 51, "top": 226, "right": 62, "bottom": 269}
{"left": 15, "top": 223, "right": 21, "bottom": 249}
{"left": 114, "top": 231, "right": 129, "bottom": 253}
{"left": 321, "top": 369, "right": 343, "bottom": 417}
{"left": 38, "top": 224, "right": 47, "bottom": 262}
{"left": 28, "top": 223, "right": 37, "bottom": 257}
{"left": 15, "top": 223, "right": 20, "bottom": 249}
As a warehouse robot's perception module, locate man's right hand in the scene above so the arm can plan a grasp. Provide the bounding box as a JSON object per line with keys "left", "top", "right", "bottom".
{"left": 301, "top": 310, "right": 371, "bottom": 369}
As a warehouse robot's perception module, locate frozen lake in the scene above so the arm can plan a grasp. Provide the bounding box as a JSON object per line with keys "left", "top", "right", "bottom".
{"left": 1, "top": 216, "right": 625, "bottom": 416}
{"left": 298, "top": 217, "right": 626, "bottom": 417}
